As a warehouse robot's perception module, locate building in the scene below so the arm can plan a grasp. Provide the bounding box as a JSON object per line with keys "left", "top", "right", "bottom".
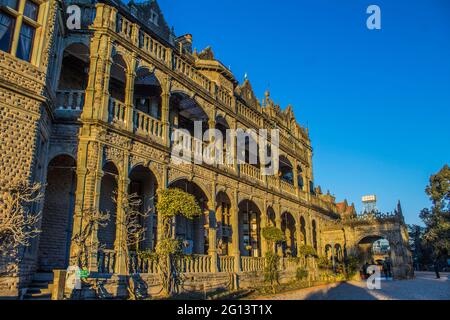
{"left": 0, "top": 0, "right": 413, "bottom": 298}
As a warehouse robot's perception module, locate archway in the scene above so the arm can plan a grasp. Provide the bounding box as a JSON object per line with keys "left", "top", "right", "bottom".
{"left": 358, "top": 235, "right": 391, "bottom": 266}
{"left": 133, "top": 67, "right": 162, "bottom": 119}
{"left": 98, "top": 162, "right": 119, "bottom": 251}
{"left": 238, "top": 200, "right": 262, "bottom": 257}
{"left": 128, "top": 165, "right": 159, "bottom": 251}
{"left": 279, "top": 155, "right": 294, "bottom": 185}
{"left": 299, "top": 216, "right": 307, "bottom": 245}
{"left": 109, "top": 54, "right": 127, "bottom": 103}
{"left": 216, "top": 191, "right": 232, "bottom": 256}
{"left": 281, "top": 212, "right": 297, "bottom": 257}
{"left": 267, "top": 207, "right": 276, "bottom": 227}
{"left": 38, "top": 155, "right": 77, "bottom": 272}
{"left": 170, "top": 92, "right": 209, "bottom": 137}
{"left": 170, "top": 179, "right": 209, "bottom": 254}
{"left": 312, "top": 219, "right": 318, "bottom": 251}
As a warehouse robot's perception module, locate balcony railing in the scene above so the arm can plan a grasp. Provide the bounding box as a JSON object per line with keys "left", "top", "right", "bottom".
{"left": 55, "top": 90, "right": 85, "bottom": 111}
{"left": 280, "top": 179, "right": 296, "bottom": 195}
{"left": 129, "top": 252, "right": 159, "bottom": 274}
{"left": 241, "top": 256, "right": 265, "bottom": 272}
{"left": 239, "top": 163, "right": 262, "bottom": 181}
{"left": 116, "top": 14, "right": 134, "bottom": 43}
{"left": 173, "top": 55, "right": 212, "bottom": 93}
{"left": 109, "top": 98, "right": 127, "bottom": 125}
{"left": 177, "top": 255, "right": 212, "bottom": 273}
{"left": 133, "top": 109, "right": 163, "bottom": 139}
{"left": 237, "top": 102, "right": 260, "bottom": 127}
{"left": 139, "top": 30, "right": 168, "bottom": 65}
{"left": 97, "top": 249, "right": 116, "bottom": 274}
{"left": 218, "top": 256, "right": 235, "bottom": 273}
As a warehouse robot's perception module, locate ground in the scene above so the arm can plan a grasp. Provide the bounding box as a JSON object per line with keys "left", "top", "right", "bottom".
{"left": 250, "top": 272, "right": 450, "bottom": 300}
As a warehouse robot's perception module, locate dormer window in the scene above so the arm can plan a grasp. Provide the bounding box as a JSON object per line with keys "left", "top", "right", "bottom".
{"left": 149, "top": 9, "right": 158, "bottom": 26}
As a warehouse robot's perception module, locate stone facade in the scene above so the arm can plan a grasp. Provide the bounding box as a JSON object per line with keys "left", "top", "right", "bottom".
{"left": 0, "top": 0, "right": 413, "bottom": 298}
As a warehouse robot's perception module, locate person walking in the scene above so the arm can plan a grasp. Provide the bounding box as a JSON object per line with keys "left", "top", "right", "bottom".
{"left": 434, "top": 259, "right": 441, "bottom": 279}
{"left": 382, "top": 259, "right": 388, "bottom": 279}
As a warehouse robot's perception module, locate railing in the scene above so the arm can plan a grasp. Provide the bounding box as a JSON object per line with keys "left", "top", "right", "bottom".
{"left": 177, "top": 255, "right": 212, "bottom": 273}
{"left": 280, "top": 179, "right": 296, "bottom": 195}
{"left": 134, "top": 109, "right": 163, "bottom": 138}
{"left": 139, "top": 30, "right": 168, "bottom": 65}
{"left": 173, "top": 55, "right": 212, "bottom": 93}
{"left": 128, "top": 252, "right": 159, "bottom": 274}
{"left": 267, "top": 175, "right": 279, "bottom": 190}
{"left": 280, "top": 257, "right": 302, "bottom": 271}
{"left": 217, "top": 87, "right": 233, "bottom": 109}
{"left": 109, "top": 98, "right": 126, "bottom": 125}
{"left": 172, "top": 129, "right": 213, "bottom": 162}
{"left": 116, "top": 14, "right": 134, "bottom": 42}
{"left": 218, "top": 256, "right": 235, "bottom": 273}
{"left": 237, "top": 102, "right": 260, "bottom": 127}
{"left": 55, "top": 90, "right": 85, "bottom": 111}
{"left": 241, "top": 257, "right": 265, "bottom": 272}
{"left": 97, "top": 249, "right": 116, "bottom": 274}
{"left": 240, "top": 163, "right": 262, "bottom": 181}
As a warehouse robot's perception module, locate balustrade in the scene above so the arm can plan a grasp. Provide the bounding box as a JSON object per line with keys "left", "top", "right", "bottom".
{"left": 56, "top": 90, "right": 85, "bottom": 111}
{"left": 177, "top": 255, "right": 212, "bottom": 273}
{"left": 109, "top": 98, "right": 127, "bottom": 125}
{"left": 218, "top": 256, "right": 235, "bottom": 273}
{"left": 240, "top": 256, "right": 265, "bottom": 272}
{"left": 134, "top": 109, "right": 163, "bottom": 138}
{"left": 97, "top": 249, "right": 116, "bottom": 274}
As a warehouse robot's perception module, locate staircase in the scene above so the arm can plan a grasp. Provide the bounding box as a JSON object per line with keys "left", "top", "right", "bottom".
{"left": 23, "top": 273, "right": 53, "bottom": 300}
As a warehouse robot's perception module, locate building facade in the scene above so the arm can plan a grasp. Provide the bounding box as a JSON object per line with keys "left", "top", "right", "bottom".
{"left": 0, "top": 0, "right": 413, "bottom": 298}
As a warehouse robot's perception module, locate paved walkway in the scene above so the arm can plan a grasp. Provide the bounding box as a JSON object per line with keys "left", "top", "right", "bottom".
{"left": 253, "top": 272, "right": 450, "bottom": 300}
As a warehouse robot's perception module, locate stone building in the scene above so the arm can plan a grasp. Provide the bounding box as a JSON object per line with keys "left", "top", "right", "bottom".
{"left": 0, "top": 0, "right": 413, "bottom": 298}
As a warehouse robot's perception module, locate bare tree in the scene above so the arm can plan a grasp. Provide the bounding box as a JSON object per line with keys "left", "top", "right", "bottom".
{"left": 71, "top": 207, "right": 110, "bottom": 270}
{"left": 0, "top": 181, "right": 44, "bottom": 274}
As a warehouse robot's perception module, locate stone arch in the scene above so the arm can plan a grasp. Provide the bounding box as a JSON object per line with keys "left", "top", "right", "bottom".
{"left": 57, "top": 42, "right": 90, "bottom": 91}
{"left": 98, "top": 161, "right": 119, "bottom": 251}
{"left": 169, "top": 176, "right": 211, "bottom": 204}
{"left": 133, "top": 66, "right": 162, "bottom": 120}
{"left": 266, "top": 206, "right": 276, "bottom": 227}
{"left": 216, "top": 191, "right": 233, "bottom": 256}
{"left": 109, "top": 53, "right": 128, "bottom": 103}
{"left": 169, "top": 179, "right": 210, "bottom": 254}
{"left": 281, "top": 211, "right": 297, "bottom": 257}
{"left": 312, "top": 219, "right": 318, "bottom": 251}
{"left": 238, "top": 199, "right": 263, "bottom": 257}
{"left": 38, "top": 155, "right": 77, "bottom": 272}
{"left": 299, "top": 215, "right": 308, "bottom": 245}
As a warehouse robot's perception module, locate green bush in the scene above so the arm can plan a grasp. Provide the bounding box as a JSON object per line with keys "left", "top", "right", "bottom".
{"left": 295, "top": 267, "right": 308, "bottom": 281}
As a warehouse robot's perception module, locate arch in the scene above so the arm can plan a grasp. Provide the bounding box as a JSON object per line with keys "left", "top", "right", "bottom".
{"left": 109, "top": 53, "right": 128, "bottom": 102}
{"left": 170, "top": 91, "right": 209, "bottom": 137}
{"left": 266, "top": 206, "right": 276, "bottom": 227}
{"left": 98, "top": 161, "right": 119, "bottom": 250}
{"left": 216, "top": 191, "right": 232, "bottom": 256}
{"left": 281, "top": 212, "right": 297, "bottom": 257}
{"left": 238, "top": 199, "right": 262, "bottom": 257}
{"left": 312, "top": 219, "right": 318, "bottom": 251}
{"left": 169, "top": 176, "right": 211, "bottom": 204}
{"left": 325, "top": 244, "right": 333, "bottom": 260}
{"left": 297, "top": 164, "right": 304, "bottom": 191}
{"left": 38, "top": 155, "right": 77, "bottom": 272}
{"left": 129, "top": 165, "right": 159, "bottom": 251}
{"left": 299, "top": 215, "right": 307, "bottom": 245}
{"left": 133, "top": 67, "right": 162, "bottom": 120}
{"left": 169, "top": 179, "right": 209, "bottom": 254}
{"left": 279, "top": 155, "right": 294, "bottom": 185}
{"left": 57, "top": 42, "right": 90, "bottom": 91}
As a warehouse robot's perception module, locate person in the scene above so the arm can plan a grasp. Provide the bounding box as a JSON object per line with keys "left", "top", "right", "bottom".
{"left": 363, "top": 262, "right": 369, "bottom": 279}
{"left": 385, "top": 256, "right": 392, "bottom": 278}
{"left": 434, "top": 259, "right": 441, "bottom": 279}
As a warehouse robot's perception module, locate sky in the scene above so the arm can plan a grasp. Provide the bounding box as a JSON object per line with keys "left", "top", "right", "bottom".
{"left": 148, "top": 0, "right": 450, "bottom": 225}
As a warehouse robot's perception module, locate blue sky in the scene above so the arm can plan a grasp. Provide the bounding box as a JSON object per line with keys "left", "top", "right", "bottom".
{"left": 152, "top": 0, "right": 450, "bottom": 225}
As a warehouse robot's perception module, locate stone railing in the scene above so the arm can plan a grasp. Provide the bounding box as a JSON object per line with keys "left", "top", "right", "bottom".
{"left": 237, "top": 102, "right": 260, "bottom": 127}
{"left": 173, "top": 55, "right": 213, "bottom": 93}
{"left": 280, "top": 257, "right": 303, "bottom": 271}
{"left": 116, "top": 14, "right": 134, "bottom": 43}
{"left": 177, "top": 255, "right": 212, "bottom": 273}
{"left": 241, "top": 256, "right": 265, "bottom": 272}
{"left": 128, "top": 252, "right": 159, "bottom": 274}
{"left": 217, "top": 86, "right": 233, "bottom": 109}
{"left": 239, "top": 163, "right": 262, "bottom": 181}
{"left": 109, "top": 98, "right": 127, "bottom": 125}
{"left": 133, "top": 109, "right": 163, "bottom": 138}
{"left": 172, "top": 129, "right": 213, "bottom": 162}
{"left": 218, "top": 256, "right": 235, "bottom": 273}
{"left": 55, "top": 90, "right": 85, "bottom": 111}
{"left": 267, "top": 175, "right": 279, "bottom": 190}
{"left": 138, "top": 30, "right": 169, "bottom": 66}
{"left": 280, "top": 179, "right": 296, "bottom": 196}
{"left": 97, "top": 249, "right": 116, "bottom": 274}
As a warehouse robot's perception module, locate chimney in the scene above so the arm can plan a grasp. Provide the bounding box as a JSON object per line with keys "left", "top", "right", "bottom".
{"left": 177, "top": 34, "right": 193, "bottom": 54}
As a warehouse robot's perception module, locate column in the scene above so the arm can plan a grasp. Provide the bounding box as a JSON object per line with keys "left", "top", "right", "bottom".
{"left": 231, "top": 191, "right": 241, "bottom": 272}
{"left": 207, "top": 194, "right": 218, "bottom": 272}
{"left": 161, "top": 90, "right": 171, "bottom": 147}
{"left": 293, "top": 159, "right": 299, "bottom": 198}
{"left": 275, "top": 207, "right": 283, "bottom": 256}
{"left": 125, "top": 54, "right": 137, "bottom": 131}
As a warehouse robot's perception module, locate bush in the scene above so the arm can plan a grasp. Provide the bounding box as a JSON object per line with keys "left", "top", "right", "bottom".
{"left": 295, "top": 267, "right": 308, "bottom": 281}
{"left": 264, "top": 251, "right": 280, "bottom": 293}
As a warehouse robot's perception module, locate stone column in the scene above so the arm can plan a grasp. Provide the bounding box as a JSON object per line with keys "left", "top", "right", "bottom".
{"left": 114, "top": 153, "right": 130, "bottom": 275}
{"left": 293, "top": 159, "right": 299, "bottom": 198}
{"left": 161, "top": 90, "right": 171, "bottom": 147}
{"left": 260, "top": 203, "right": 268, "bottom": 255}
{"left": 275, "top": 208, "right": 283, "bottom": 256}
{"left": 231, "top": 191, "right": 241, "bottom": 272}
{"left": 125, "top": 55, "right": 137, "bottom": 132}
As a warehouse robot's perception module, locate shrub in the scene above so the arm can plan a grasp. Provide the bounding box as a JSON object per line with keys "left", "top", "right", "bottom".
{"left": 295, "top": 267, "right": 308, "bottom": 281}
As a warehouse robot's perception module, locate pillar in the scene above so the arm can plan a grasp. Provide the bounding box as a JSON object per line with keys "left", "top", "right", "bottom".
{"left": 231, "top": 191, "right": 241, "bottom": 272}
{"left": 161, "top": 90, "right": 171, "bottom": 147}
{"left": 125, "top": 54, "right": 137, "bottom": 132}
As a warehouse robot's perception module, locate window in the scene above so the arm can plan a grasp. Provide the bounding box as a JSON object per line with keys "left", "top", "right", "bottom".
{"left": 149, "top": 9, "right": 158, "bottom": 26}
{"left": 0, "top": 0, "right": 40, "bottom": 62}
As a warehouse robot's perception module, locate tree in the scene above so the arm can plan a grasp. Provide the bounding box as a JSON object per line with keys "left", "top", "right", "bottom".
{"left": 419, "top": 164, "right": 450, "bottom": 262}
{"left": 261, "top": 226, "right": 285, "bottom": 293}
{"left": 155, "top": 188, "right": 202, "bottom": 296}
{"left": 0, "top": 181, "right": 43, "bottom": 274}
{"left": 408, "top": 224, "right": 432, "bottom": 269}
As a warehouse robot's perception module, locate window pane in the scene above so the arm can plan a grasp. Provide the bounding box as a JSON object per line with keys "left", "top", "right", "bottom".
{"left": 0, "top": 12, "right": 14, "bottom": 53}
{"left": 24, "top": 1, "right": 38, "bottom": 21}
{"left": 16, "top": 23, "right": 34, "bottom": 61}
{"left": 0, "top": 0, "right": 18, "bottom": 10}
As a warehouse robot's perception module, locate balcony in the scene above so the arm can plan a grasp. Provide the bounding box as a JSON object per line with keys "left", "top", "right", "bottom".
{"left": 133, "top": 109, "right": 163, "bottom": 141}
{"left": 54, "top": 90, "right": 85, "bottom": 119}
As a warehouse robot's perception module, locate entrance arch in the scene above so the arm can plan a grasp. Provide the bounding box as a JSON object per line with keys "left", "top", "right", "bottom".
{"left": 38, "top": 155, "right": 77, "bottom": 272}
{"left": 281, "top": 212, "right": 297, "bottom": 257}
{"left": 238, "top": 199, "right": 262, "bottom": 257}
{"left": 170, "top": 179, "right": 209, "bottom": 254}
{"left": 98, "top": 162, "right": 119, "bottom": 250}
